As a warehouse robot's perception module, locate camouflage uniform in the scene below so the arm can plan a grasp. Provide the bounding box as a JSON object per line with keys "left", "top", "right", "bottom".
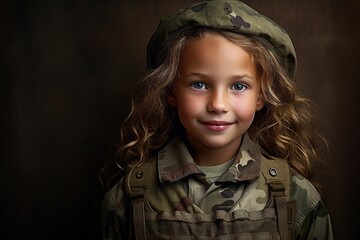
{"left": 102, "top": 134, "right": 333, "bottom": 239}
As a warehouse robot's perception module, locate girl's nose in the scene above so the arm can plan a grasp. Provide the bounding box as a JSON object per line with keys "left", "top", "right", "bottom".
{"left": 207, "top": 90, "right": 229, "bottom": 113}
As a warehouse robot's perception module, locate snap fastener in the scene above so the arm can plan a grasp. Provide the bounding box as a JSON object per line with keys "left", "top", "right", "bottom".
{"left": 269, "top": 168, "right": 277, "bottom": 177}
{"left": 224, "top": 5, "right": 232, "bottom": 13}
{"left": 135, "top": 171, "right": 143, "bottom": 179}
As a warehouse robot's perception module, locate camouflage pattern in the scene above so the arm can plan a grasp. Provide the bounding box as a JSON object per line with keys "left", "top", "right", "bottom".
{"left": 102, "top": 133, "right": 333, "bottom": 239}
{"left": 147, "top": 0, "right": 297, "bottom": 77}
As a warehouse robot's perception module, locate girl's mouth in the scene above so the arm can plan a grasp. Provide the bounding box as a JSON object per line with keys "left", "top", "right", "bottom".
{"left": 200, "top": 121, "right": 233, "bottom": 132}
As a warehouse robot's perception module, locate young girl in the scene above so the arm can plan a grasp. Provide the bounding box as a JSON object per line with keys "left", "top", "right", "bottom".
{"left": 101, "top": 1, "right": 333, "bottom": 239}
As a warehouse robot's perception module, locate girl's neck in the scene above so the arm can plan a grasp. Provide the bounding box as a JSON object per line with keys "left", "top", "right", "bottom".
{"left": 185, "top": 138, "right": 242, "bottom": 166}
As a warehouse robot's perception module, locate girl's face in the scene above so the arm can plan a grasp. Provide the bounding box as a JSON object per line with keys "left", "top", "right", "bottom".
{"left": 168, "top": 34, "right": 265, "bottom": 159}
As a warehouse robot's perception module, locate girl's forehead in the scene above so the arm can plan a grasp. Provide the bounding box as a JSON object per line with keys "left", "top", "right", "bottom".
{"left": 182, "top": 34, "right": 247, "bottom": 56}
{"left": 181, "top": 34, "right": 256, "bottom": 65}
{"left": 178, "top": 35, "right": 258, "bottom": 80}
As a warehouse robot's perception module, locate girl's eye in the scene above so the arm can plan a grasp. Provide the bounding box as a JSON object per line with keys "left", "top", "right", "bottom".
{"left": 191, "top": 82, "right": 207, "bottom": 90}
{"left": 231, "top": 83, "right": 247, "bottom": 92}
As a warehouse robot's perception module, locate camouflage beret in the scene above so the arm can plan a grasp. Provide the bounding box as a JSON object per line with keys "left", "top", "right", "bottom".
{"left": 147, "top": 0, "right": 297, "bottom": 77}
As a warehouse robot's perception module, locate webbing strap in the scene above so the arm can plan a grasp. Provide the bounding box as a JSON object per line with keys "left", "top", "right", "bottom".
{"left": 270, "top": 181, "right": 289, "bottom": 240}
{"left": 275, "top": 195, "right": 288, "bottom": 240}
{"left": 132, "top": 197, "right": 147, "bottom": 240}
{"left": 127, "top": 160, "right": 154, "bottom": 240}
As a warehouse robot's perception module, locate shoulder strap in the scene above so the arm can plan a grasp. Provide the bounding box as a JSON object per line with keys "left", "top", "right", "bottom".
{"left": 126, "top": 159, "right": 156, "bottom": 198}
{"left": 125, "top": 159, "right": 157, "bottom": 240}
{"left": 260, "top": 155, "right": 291, "bottom": 199}
{"left": 260, "top": 156, "right": 296, "bottom": 240}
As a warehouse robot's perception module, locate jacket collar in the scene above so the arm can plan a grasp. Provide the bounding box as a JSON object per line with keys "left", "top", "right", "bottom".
{"left": 158, "top": 133, "right": 262, "bottom": 183}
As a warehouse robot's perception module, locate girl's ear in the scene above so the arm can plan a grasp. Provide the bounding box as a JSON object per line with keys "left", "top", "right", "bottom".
{"left": 167, "top": 90, "right": 177, "bottom": 107}
{"left": 256, "top": 93, "right": 266, "bottom": 111}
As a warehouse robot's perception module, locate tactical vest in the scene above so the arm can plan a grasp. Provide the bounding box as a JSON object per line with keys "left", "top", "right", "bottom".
{"left": 126, "top": 156, "right": 296, "bottom": 240}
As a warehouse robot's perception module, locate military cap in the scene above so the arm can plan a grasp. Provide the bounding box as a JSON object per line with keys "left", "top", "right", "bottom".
{"left": 147, "top": 0, "right": 297, "bottom": 77}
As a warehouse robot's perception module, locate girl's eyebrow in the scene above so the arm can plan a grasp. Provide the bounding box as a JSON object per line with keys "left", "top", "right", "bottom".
{"left": 182, "top": 72, "right": 256, "bottom": 81}
{"left": 180, "top": 72, "right": 209, "bottom": 78}
{"left": 231, "top": 74, "right": 256, "bottom": 81}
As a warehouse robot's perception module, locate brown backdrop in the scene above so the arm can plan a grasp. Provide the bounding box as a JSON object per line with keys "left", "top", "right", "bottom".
{"left": 1, "top": 0, "right": 359, "bottom": 239}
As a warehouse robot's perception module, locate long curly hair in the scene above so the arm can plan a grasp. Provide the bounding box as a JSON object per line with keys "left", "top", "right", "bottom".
{"left": 100, "top": 28, "right": 325, "bottom": 191}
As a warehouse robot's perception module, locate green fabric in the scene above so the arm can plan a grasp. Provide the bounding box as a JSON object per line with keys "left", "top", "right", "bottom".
{"left": 196, "top": 158, "right": 234, "bottom": 182}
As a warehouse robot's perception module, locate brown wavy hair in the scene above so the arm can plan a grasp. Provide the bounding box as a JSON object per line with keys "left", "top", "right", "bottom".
{"left": 99, "top": 28, "right": 325, "bottom": 191}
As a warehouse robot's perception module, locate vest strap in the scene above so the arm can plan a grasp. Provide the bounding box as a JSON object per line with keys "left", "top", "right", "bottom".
{"left": 132, "top": 197, "right": 146, "bottom": 240}
{"left": 127, "top": 162, "right": 152, "bottom": 240}
{"left": 269, "top": 181, "right": 289, "bottom": 240}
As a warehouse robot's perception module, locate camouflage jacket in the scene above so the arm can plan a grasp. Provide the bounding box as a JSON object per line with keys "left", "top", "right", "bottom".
{"left": 102, "top": 134, "right": 333, "bottom": 239}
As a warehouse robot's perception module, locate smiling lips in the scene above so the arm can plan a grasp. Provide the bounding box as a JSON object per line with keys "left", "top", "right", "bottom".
{"left": 200, "top": 121, "right": 234, "bottom": 132}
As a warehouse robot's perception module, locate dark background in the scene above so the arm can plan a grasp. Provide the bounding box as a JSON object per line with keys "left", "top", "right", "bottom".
{"left": 1, "top": 0, "right": 359, "bottom": 239}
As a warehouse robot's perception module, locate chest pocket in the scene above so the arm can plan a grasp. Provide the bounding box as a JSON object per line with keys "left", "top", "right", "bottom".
{"left": 126, "top": 157, "right": 296, "bottom": 240}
